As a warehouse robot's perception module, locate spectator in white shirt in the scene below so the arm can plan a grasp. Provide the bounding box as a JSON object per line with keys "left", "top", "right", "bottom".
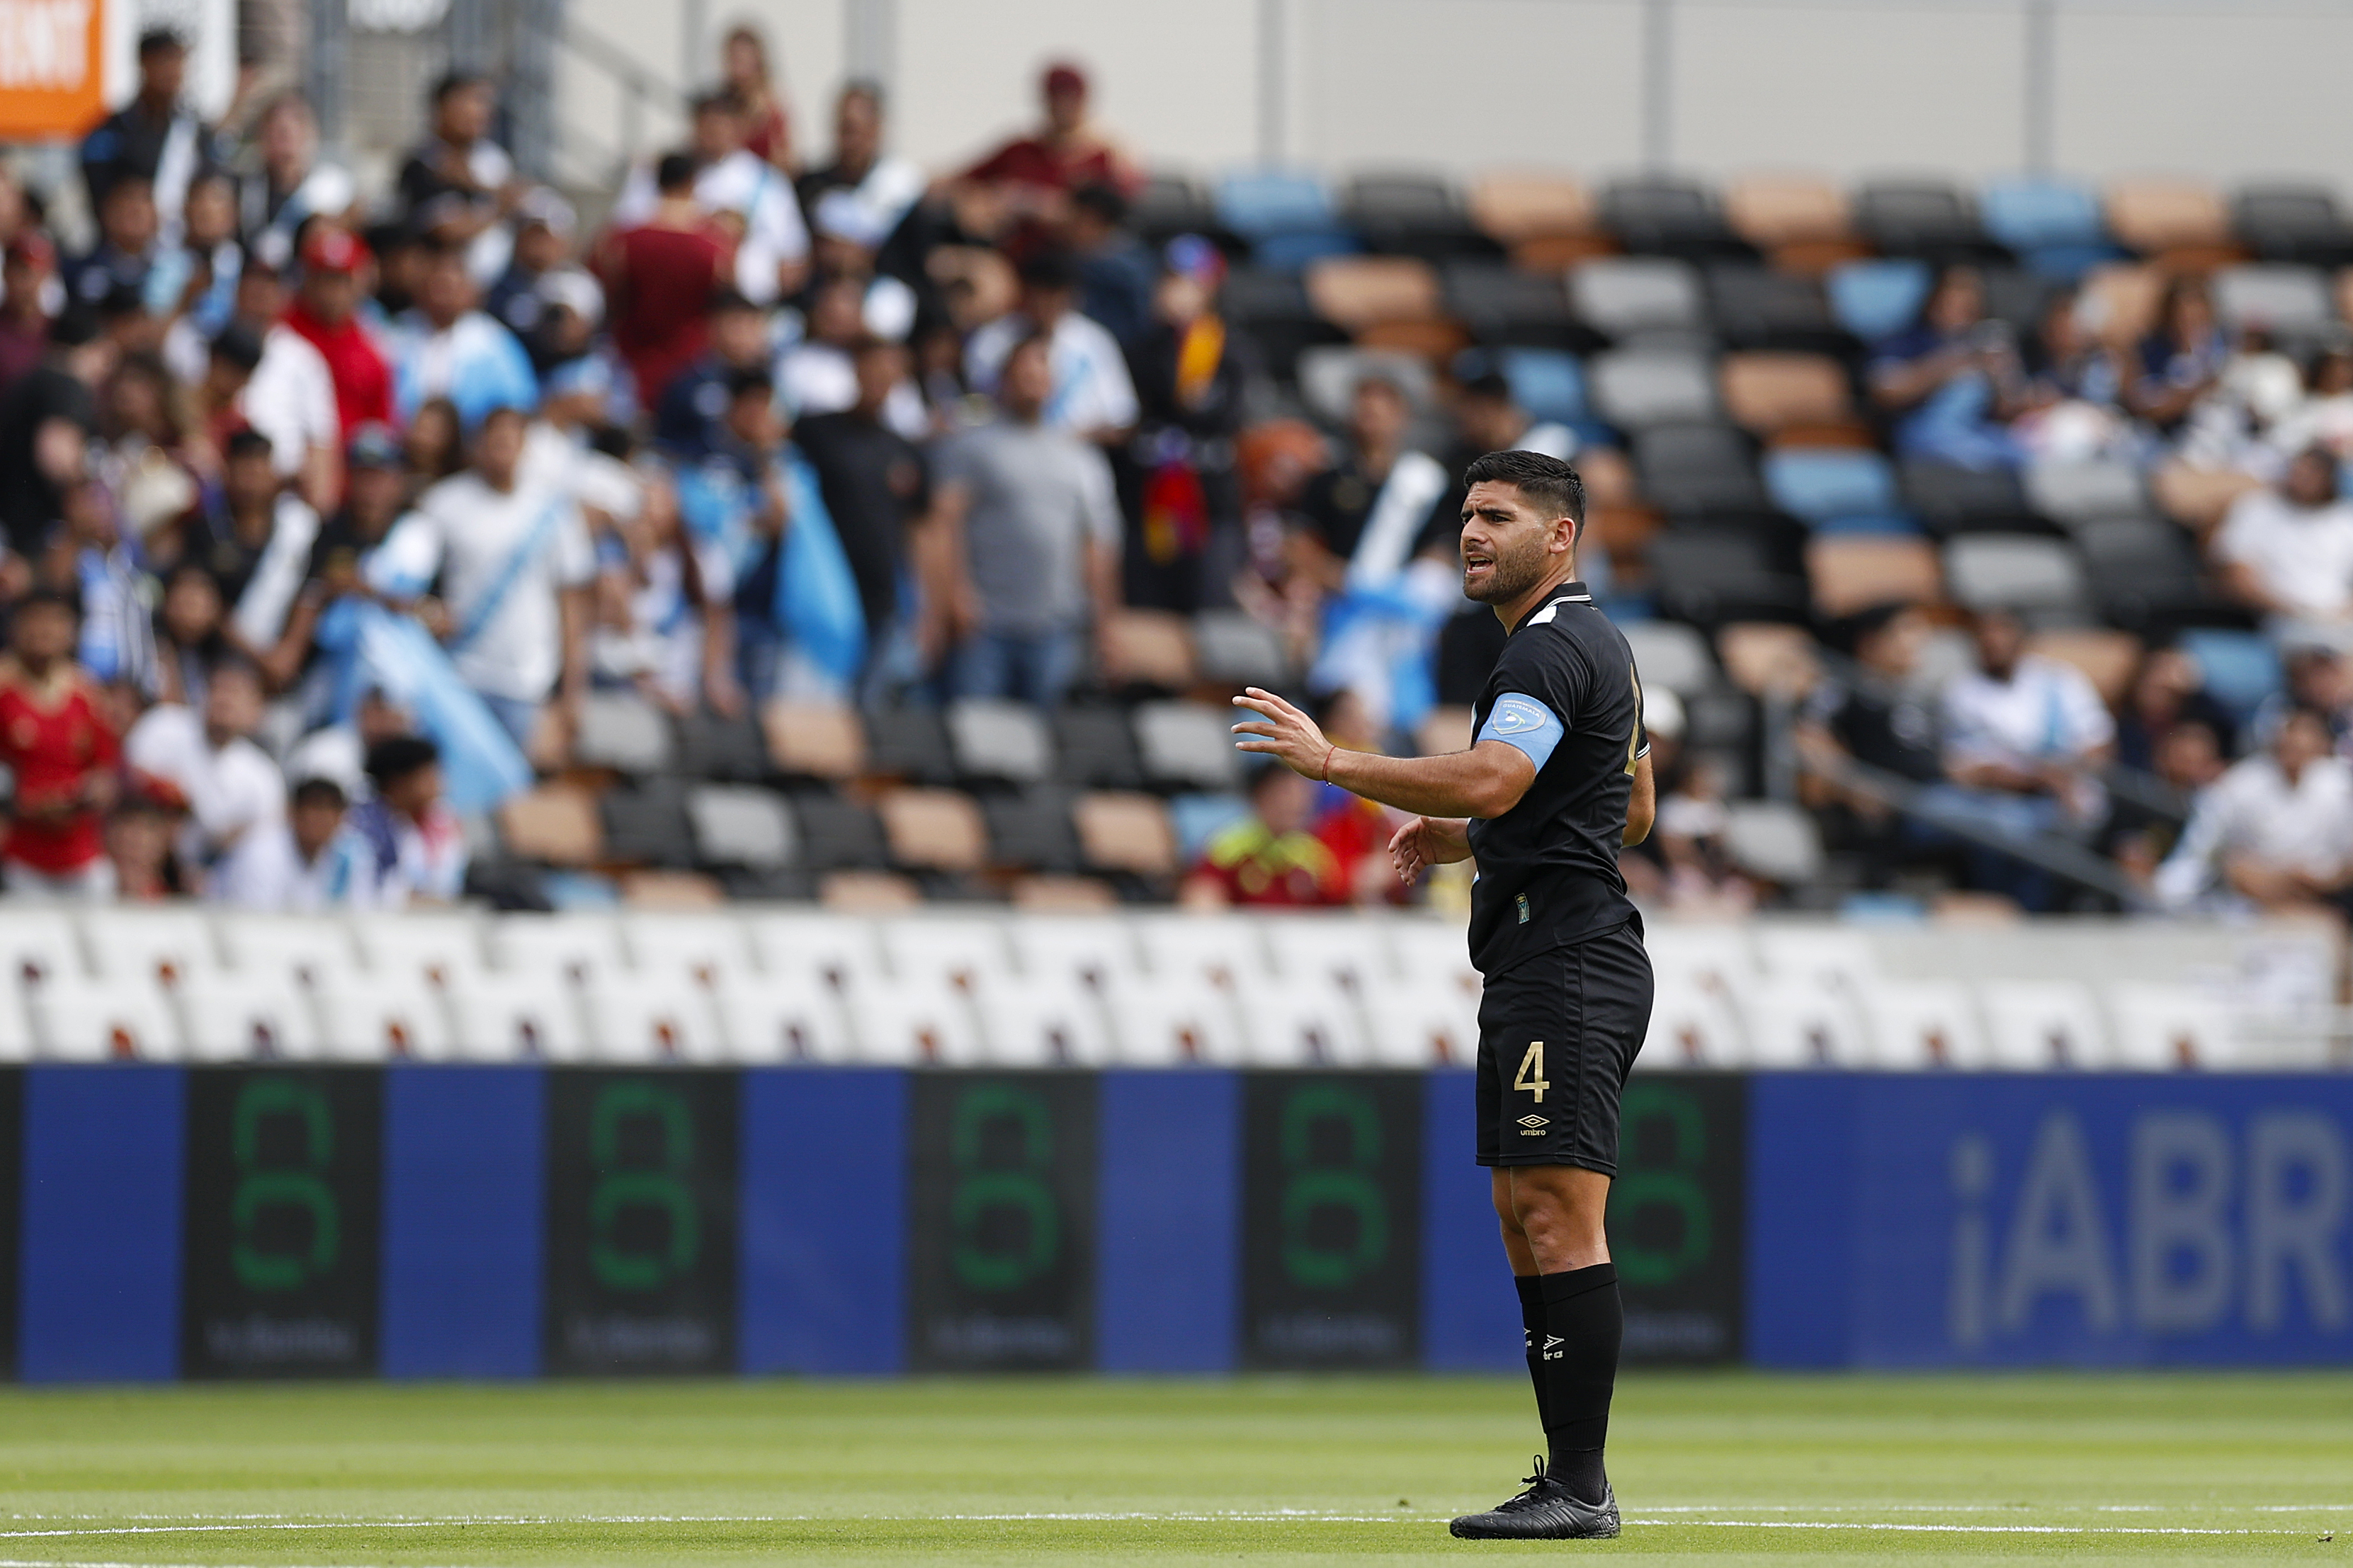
{"left": 964, "top": 250, "right": 1138, "bottom": 445}
{"left": 2155, "top": 706, "right": 2353, "bottom": 914}
{"left": 382, "top": 244, "right": 541, "bottom": 433}
{"left": 208, "top": 776, "right": 380, "bottom": 910}
{"left": 611, "top": 91, "right": 810, "bottom": 307}
{"left": 347, "top": 734, "right": 467, "bottom": 906}
{"left": 368, "top": 404, "right": 594, "bottom": 746}
{"left": 229, "top": 257, "right": 339, "bottom": 511}
{"left": 1929, "top": 608, "right": 2116, "bottom": 910}
{"left": 2212, "top": 446, "right": 2353, "bottom": 623}
{"left": 776, "top": 273, "right": 926, "bottom": 437}
{"left": 123, "top": 657, "right": 288, "bottom": 878}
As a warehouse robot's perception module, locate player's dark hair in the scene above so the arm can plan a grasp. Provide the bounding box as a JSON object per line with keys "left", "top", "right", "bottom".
{"left": 365, "top": 734, "right": 441, "bottom": 787}
{"left": 1463, "top": 449, "right": 1586, "bottom": 529}
{"left": 293, "top": 776, "right": 348, "bottom": 812}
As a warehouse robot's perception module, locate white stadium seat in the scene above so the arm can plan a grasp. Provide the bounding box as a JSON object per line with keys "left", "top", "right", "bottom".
{"left": 1638, "top": 977, "right": 1745, "bottom": 1069}
{"left": 33, "top": 972, "right": 178, "bottom": 1061}
{"left": 1738, "top": 979, "right": 1869, "bottom": 1068}
{"left": 1854, "top": 979, "right": 1985, "bottom": 1069}
{"left": 176, "top": 968, "right": 322, "bottom": 1062}
{"left": 709, "top": 969, "right": 855, "bottom": 1063}
{"left": 214, "top": 913, "right": 362, "bottom": 987}
{"left": 311, "top": 972, "right": 454, "bottom": 1060}
{"left": 1230, "top": 973, "right": 1370, "bottom": 1067}
{"left": 487, "top": 912, "right": 630, "bottom": 986}
{"left": 1358, "top": 974, "right": 1475, "bottom": 1067}
{"left": 1979, "top": 980, "right": 2109, "bottom": 1069}
{"left": 2105, "top": 982, "right": 2233, "bottom": 1071}
{"left": 623, "top": 911, "right": 759, "bottom": 984}
{"left": 441, "top": 970, "right": 591, "bottom": 1062}
{"left": 0, "top": 987, "right": 31, "bottom": 1062}
{"left": 876, "top": 915, "right": 1014, "bottom": 989}
{"left": 970, "top": 971, "right": 1113, "bottom": 1067}
{"left": 844, "top": 971, "right": 982, "bottom": 1066}
{"left": 1101, "top": 972, "right": 1244, "bottom": 1066}
{"left": 1257, "top": 913, "right": 1386, "bottom": 993}
{"left": 585, "top": 971, "right": 725, "bottom": 1063}
{"left": 1751, "top": 925, "right": 1881, "bottom": 992}
{"left": 351, "top": 910, "right": 489, "bottom": 985}
{"left": 1005, "top": 914, "right": 1144, "bottom": 989}
{"left": 79, "top": 907, "right": 218, "bottom": 980}
{"left": 0, "top": 911, "right": 86, "bottom": 986}
{"left": 744, "top": 909, "right": 885, "bottom": 986}
{"left": 1130, "top": 912, "right": 1273, "bottom": 989}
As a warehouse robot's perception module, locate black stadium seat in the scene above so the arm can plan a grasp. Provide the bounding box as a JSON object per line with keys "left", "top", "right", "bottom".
{"left": 1648, "top": 527, "right": 1812, "bottom": 625}
{"left": 1633, "top": 423, "right": 1768, "bottom": 516}
{"left": 864, "top": 707, "right": 958, "bottom": 787}
{"left": 1219, "top": 266, "right": 1345, "bottom": 372}
{"left": 1340, "top": 174, "right": 1492, "bottom": 259}
{"left": 2233, "top": 183, "right": 2353, "bottom": 266}
{"left": 982, "top": 788, "right": 1085, "bottom": 873}
{"left": 1054, "top": 705, "right": 1149, "bottom": 790}
{"left": 788, "top": 792, "right": 891, "bottom": 873}
{"left": 1703, "top": 264, "right": 1852, "bottom": 354}
{"left": 1856, "top": 180, "right": 1999, "bottom": 261}
{"left": 600, "top": 782, "right": 697, "bottom": 870}
{"left": 1442, "top": 261, "right": 1589, "bottom": 350}
{"left": 1898, "top": 460, "right": 2048, "bottom": 537}
{"left": 1598, "top": 176, "right": 1745, "bottom": 259}
{"left": 674, "top": 709, "right": 770, "bottom": 784}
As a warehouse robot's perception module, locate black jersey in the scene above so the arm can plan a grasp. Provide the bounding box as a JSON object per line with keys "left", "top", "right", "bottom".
{"left": 1463, "top": 580, "right": 1648, "bottom": 978}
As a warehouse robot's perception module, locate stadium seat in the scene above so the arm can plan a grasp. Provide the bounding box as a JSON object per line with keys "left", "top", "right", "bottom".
{"left": 1053, "top": 705, "right": 1148, "bottom": 789}
{"left": 1568, "top": 256, "right": 1706, "bottom": 338}
{"left": 1975, "top": 267, "right": 2063, "bottom": 339}
{"left": 675, "top": 710, "right": 770, "bottom": 784}
{"left": 1296, "top": 345, "right": 1434, "bottom": 424}
{"left": 1220, "top": 266, "right": 1344, "bottom": 367}
{"left": 1716, "top": 621, "right": 1821, "bottom": 698}
{"left": 1704, "top": 265, "right": 1845, "bottom": 352}
{"left": 1856, "top": 178, "right": 1989, "bottom": 259}
{"left": 1255, "top": 912, "right": 1386, "bottom": 996}
{"left": 2022, "top": 456, "right": 2146, "bottom": 523}
{"left": 1072, "top": 791, "right": 1180, "bottom": 877}
{"left": 876, "top": 788, "right": 990, "bottom": 874}
{"left": 1764, "top": 448, "right": 1905, "bottom": 532}
{"left": 1751, "top": 924, "right": 1881, "bottom": 991}
{"left": 1229, "top": 970, "right": 1369, "bottom": 1067}
{"left": 1213, "top": 168, "right": 1339, "bottom": 241}
{"left": 621, "top": 869, "right": 727, "bottom": 909}
{"left": 946, "top": 699, "right": 1055, "bottom": 785}
{"left": 1722, "top": 174, "right": 1854, "bottom": 252}
{"left": 1004, "top": 912, "right": 1144, "bottom": 989}
{"left": 1099, "top": 970, "right": 1245, "bottom": 1065}
{"left": 2024, "top": 629, "right": 2143, "bottom": 709}
{"left": 1131, "top": 171, "right": 1215, "bottom": 242}
{"left": 1632, "top": 423, "right": 1765, "bottom": 516}
{"left": 865, "top": 707, "right": 958, "bottom": 786}
{"left": 763, "top": 700, "right": 867, "bottom": 781}
{"left": 744, "top": 908, "right": 885, "bottom": 986}
{"left": 1496, "top": 347, "right": 1589, "bottom": 427}
{"left": 1193, "top": 610, "right": 1292, "bottom": 689}
{"left": 1132, "top": 911, "right": 1272, "bottom": 989}
{"left": 487, "top": 911, "right": 628, "bottom": 987}
{"left": 1009, "top": 875, "right": 1117, "bottom": 911}
{"left": 1588, "top": 347, "right": 1718, "bottom": 428}
{"left": 846, "top": 970, "right": 984, "bottom": 1064}
{"left": 310, "top": 971, "right": 453, "bottom": 1060}
{"left": 1443, "top": 263, "right": 1580, "bottom": 348}
{"left": 351, "top": 910, "right": 488, "bottom": 985}
{"left": 2104, "top": 178, "right": 2233, "bottom": 259}
{"left": 1098, "top": 610, "right": 1198, "bottom": 692}
{"left": 1900, "top": 459, "right": 2036, "bottom": 535}
{"left": 685, "top": 784, "right": 798, "bottom": 870}
{"left": 1356, "top": 972, "right": 1475, "bottom": 1067}
{"left": 1980, "top": 176, "right": 2114, "bottom": 278}
{"left": 0, "top": 912, "right": 89, "bottom": 987}
{"left": 600, "top": 783, "right": 697, "bottom": 869}
{"left": 1342, "top": 172, "right": 1485, "bottom": 258}
{"left": 0, "top": 986, "right": 33, "bottom": 1061}
{"left": 1979, "top": 979, "right": 2110, "bottom": 1069}
{"left": 1637, "top": 976, "right": 1745, "bottom": 1069}
{"left": 1417, "top": 705, "right": 1475, "bottom": 757}
{"left": 2231, "top": 183, "right": 2353, "bottom": 266}
{"left": 1621, "top": 620, "right": 1717, "bottom": 697}
{"left": 1739, "top": 979, "right": 1869, "bottom": 1068}
{"left": 2105, "top": 981, "right": 2233, "bottom": 1070}
{"left": 876, "top": 914, "right": 1014, "bottom": 990}
{"left": 623, "top": 911, "right": 757, "bottom": 983}
{"left": 175, "top": 967, "right": 320, "bottom": 1062}
{"left": 1168, "top": 793, "right": 1251, "bottom": 861}
{"left": 2178, "top": 630, "right": 2283, "bottom": 724}
{"left": 1133, "top": 701, "right": 1244, "bottom": 792}
{"left": 982, "top": 789, "right": 1083, "bottom": 873}
{"left": 709, "top": 963, "right": 855, "bottom": 1062}
{"left": 2151, "top": 461, "right": 2262, "bottom": 531}
{"left": 1466, "top": 171, "right": 1596, "bottom": 246}
{"left": 32, "top": 970, "right": 178, "bottom": 1059}
{"left": 1723, "top": 802, "right": 1826, "bottom": 887}
{"left": 1717, "top": 352, "right": 1856, "bottom": 438}
{"left": 1651, "top": 528, "right": 1813, "bottom": 624}
{"left": 2211, "top": 263, "right": 2335, "bottom": 337}
{"left": 572, "top": 692, "right": 674, "bottom": 775}
{"left": 212, "top": 913, "right": 360, "bottom": 988}
{"left": 79, "top": 906, "right": 217, "bottom": 981}
{"left": 1805, "top": 535, "right": 1942, "bottom": 616}
{"left": 786, "top": 794, "right": 890, "bottom": 873}
{"left": 2078, "top": 261, "right": 2166, "bottom": 347}
{"left": 1854, "top": 979, "right": 1985, "bottom": 1068}
{"left": 968, "top": 968, "right": 1113, "bottom": 1066}
{"left": 1597, "top": 176, "right": 1736, "bottom": 256}
{"left": 1826, "top": 259, "right": 1931, "bottom": 343}
{"left": 1305, "top": 254, "right": 1445, "bottom": 333}
{"left": 500, "top": 782, "right": 604, "bottom": 867}
{"left": 443, "top": 969, "right": 591, "bottom": 1062}
{"left": 1942, "top": 535, "right": 2090, "bottom": 613}
{"left": 2070, "top": 516, "right": 2204, "bottom": 626}
{"left": 584, "top": 967, "right": 725, "bottom": 1062}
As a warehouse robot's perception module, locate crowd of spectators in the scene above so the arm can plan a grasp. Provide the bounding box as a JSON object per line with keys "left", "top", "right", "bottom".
{"left": 8, "top": 27, "right": 2353, "bottom": 922}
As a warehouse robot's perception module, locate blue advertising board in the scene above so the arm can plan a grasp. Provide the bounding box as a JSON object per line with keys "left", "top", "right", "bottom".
{"left": 1750, "top": 1074, "right": 2353, "bottom": 1368}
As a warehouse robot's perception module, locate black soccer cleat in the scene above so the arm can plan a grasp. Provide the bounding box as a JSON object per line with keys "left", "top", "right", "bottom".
{"left": 1448, "top": 1455, "right": 1621, "bottom": 1540}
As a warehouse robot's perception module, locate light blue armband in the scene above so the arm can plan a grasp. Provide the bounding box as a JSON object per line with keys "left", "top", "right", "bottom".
{"left": 1477, "top": 693, "right": 1565, "bottom": 770}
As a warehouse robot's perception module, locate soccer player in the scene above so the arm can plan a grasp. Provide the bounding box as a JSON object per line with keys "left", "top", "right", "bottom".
{"left": 1232, "top": 449, "right": 1654, "bottom": 1540}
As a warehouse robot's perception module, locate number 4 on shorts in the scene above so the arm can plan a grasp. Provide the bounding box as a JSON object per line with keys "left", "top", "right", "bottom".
{"left": 1514, "top": 1041, "right": 1548, "bottom": 1103}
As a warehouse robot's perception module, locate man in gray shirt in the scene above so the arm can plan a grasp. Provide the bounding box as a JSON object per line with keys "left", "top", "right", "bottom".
{"left": 933, "top": 333, "right": 1121, "bottom": 706}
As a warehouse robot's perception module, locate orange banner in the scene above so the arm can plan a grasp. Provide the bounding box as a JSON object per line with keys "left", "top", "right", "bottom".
{"left": 0, "top": 0, "right": 105, "bottom": 138}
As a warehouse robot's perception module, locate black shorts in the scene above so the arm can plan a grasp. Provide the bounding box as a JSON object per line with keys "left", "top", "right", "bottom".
{"left": 1475, "top": 919, "right": 1654, "bottom": 1174}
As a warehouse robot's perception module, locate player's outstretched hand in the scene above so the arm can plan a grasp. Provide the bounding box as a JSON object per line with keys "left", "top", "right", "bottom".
{"left": 1389, "top": 814, "right": 1473, "bottom": 883}
{"left": 1231, "top": 687, "right": 1333, "bottom": 780}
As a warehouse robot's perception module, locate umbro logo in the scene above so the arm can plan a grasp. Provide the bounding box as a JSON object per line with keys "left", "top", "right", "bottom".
{"left": 1517, "top": 1114, "right": 1549, "bottom": 1133}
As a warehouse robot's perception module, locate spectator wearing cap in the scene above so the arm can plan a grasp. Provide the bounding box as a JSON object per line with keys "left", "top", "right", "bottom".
{"left": 1125, "top": 235, "right": 1258, "bottom": 611}
{"left": 366, "top": 404, "right": 594, "bottom": 746}
{"left": 241, "top": 93, "right": 361, "bottom": 271}
{"left": 485, "top": 188, "right": 582, "bottom": 343}
{"left": 611, "top": 92, "right": 809, "bottom": 307}
{"left": 227, "top": 254, "right": 340, "bottom": 511}
{"left": 1067, "top": 182, "right": 1155, "bottom": 351}
{"left": 397, "top": 72, "right": 531, "bottom": 285}
{"left": 964, "top": 250, "right": 1138, "bottom": 445}
{"left": 0, "top": 589, "right": 122, "bottom": 898}
{"left": 597, "top": 155, "right": 730, "bottom": 411}
{"left": 124, "top": 656, "right": 288, "bottom": 880}
{"left": 0, "top": 233, "right": 59, "bottom": 394}
{"left": 347, "top": 734, "right": 466, "bottom": 906}
{"left": 0, "top": 308, "right": 114, "bottom": 560}
{"left": 382, "top": 242, "right": 540, "bottom": 433}
{"left": 953, "top": 61, "right": 1138, "bottom": 251}
{"left": 283, "top": 227, "right": 393, "bottom": 440}
{"left": 933, "top": 334, "right": 1121, "bottom": 708}
{"left": 79, "top": 29, "right": 227, "bottom": 249}
{"left": 651, "top": 287, "right": 771, "bottom": 462}
{"left": 795, "top": 81, "right": 932, "bottom": 287}
{"left": 64, "top": 174, "right": 162, "bottom": 310}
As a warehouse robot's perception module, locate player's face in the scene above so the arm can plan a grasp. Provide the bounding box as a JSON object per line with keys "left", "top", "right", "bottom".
{"left": 1458, "top": 479, "right": 1570, "bottom": 604}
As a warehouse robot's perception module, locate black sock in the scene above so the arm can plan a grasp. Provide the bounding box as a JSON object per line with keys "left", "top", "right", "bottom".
{"left": 1514, "top": 1276, "right": 1550, "bottom": 1433}
{"left": 1538, "top": 1262, "right": 1621, "bottom": 1504}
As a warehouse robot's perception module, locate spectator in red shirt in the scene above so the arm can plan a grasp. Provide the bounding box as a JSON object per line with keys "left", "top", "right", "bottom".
{"left": 1181, "top": 762, "right": 1350, "bottom": 909}
{"left": 598, "top": 153, "right": 730, "bottom": 409}
{"left": 283, "top": 225, "right": 393, "bottom": 441}
{"left": 0, "top": 233, "right": 57, "bottom": 396}
{"left": 0, "top": 589, "right": 122, "bottom": 897}
{"left": 953, "top": 62, "right": 1138, "bottom": 251}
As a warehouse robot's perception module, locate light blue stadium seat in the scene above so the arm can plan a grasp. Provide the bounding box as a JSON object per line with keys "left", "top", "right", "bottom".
{"left": 2179, "top": 630, "right": 2284, "bottom": 725}
{"left": 1498, "top": 348, "right": 1587, "bottom": 426}
{"left": 1214, "top": 169, "right": 1337, "bottom": 239}
{"left": 1982, "top": 177, "right": 2122, "bottom": 280}
{"left": 1764, "top": 448, "right": 1912, "bottom": 533}
{"left": 1169, "top": 793, "right": 1252, "bottom": 861}
{"left": 1252, "top": 231, "right": 1359, "bottom": 271}
{"left": 1827, "top": 259, "right": 1932, "bottom": 344}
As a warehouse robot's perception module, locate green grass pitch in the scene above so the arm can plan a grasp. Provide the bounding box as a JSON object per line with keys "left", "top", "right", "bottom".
{"left": 0, "top": 1373, "right": 2344, "bottom": 1564}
